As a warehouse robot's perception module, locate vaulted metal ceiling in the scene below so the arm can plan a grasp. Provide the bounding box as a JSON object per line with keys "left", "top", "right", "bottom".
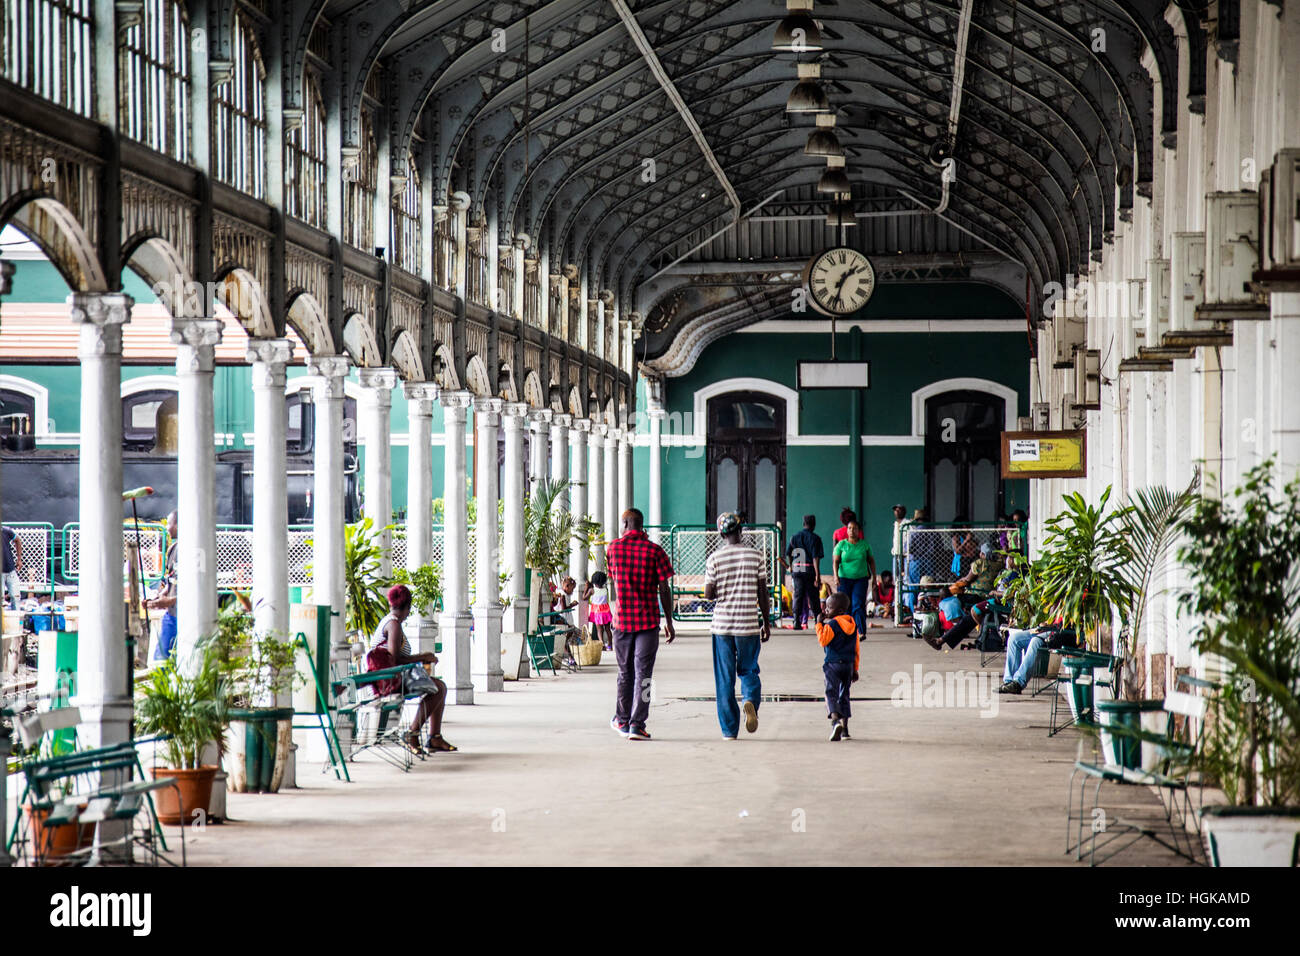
{"left": 310, "top": 0, "right": 1205, "bottom": 369}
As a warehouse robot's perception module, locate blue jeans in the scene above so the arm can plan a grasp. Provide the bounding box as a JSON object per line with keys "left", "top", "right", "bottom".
{"left": 712, "top": 634, "right": 762, "bottom": 737}
{"left": 1003, "top": 628, "right": 1044, "bottom": 687}
{"left": 154, "top": 611, "right": 178, "bottom": 661}
{"left": 837, "top": 576, "right": 870, "bottom": 637}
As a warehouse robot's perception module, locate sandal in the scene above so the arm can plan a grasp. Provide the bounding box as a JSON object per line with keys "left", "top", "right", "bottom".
{"left": 426, "top": 734, "right": 458, "bottom": 753}
{"left": 403, "top": 732, "right": 427, "bottom": 757}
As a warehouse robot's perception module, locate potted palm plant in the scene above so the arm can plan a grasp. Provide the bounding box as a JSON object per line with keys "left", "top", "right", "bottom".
{"left": 1178, "top": 461, "right": 1300, "bottom": 865}
{"left": 523, "top": 478, "right": 600, "bottom": 660}
{"left": 135, "top": 640, "right": 227, "bottom": 825}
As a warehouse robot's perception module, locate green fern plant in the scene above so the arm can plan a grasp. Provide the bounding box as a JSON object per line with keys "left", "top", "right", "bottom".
{"left": 343, "top": 517, "right": 392, "bottom": 636}
{"left": 524, "top": 478, "right": 600, "bottom": 581}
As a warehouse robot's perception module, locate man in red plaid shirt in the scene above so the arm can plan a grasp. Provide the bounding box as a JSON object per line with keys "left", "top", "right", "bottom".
{"left": 604, "top": 507, "right": 675, "bottom": 741}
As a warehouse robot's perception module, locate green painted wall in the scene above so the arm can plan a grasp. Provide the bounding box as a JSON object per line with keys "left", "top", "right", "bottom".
{"left": 633, "top": 327, "right": 1031, "bottom": 571}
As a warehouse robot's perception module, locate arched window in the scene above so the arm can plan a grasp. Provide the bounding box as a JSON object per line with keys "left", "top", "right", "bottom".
{"left": 122, "top": 386, "right": 177, "bottom": 450}
{"left": 212, "top": 12, "right": 266, "bottom": 197}
{"left": 119, "top": 0, "right": 191, "bottom": 161}
{"left": 286, "top": 71, "right": 326, "bottom": 227}
{"left": 391, "top": 152, "right": 420, "bottom": 274}
{"left": 343, "top": 106, "right": 377, "bottom": 250}
{"left": 1, "top": 0, "right": 93, "bottom": 116}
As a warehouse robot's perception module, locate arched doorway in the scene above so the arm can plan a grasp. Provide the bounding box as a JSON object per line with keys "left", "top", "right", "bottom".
{"left": 924, "top": 390, "right": 1004, "bottom": 523}
{"left": 706, "top": 390, "right": 785, "bottom": 526}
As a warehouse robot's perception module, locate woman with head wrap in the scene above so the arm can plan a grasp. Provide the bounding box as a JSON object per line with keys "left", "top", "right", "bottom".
{"left": 367, "top": 584, "right": 457, "bottom": 754}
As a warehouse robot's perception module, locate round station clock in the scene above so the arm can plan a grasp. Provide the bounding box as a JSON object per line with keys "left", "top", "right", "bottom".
{"left": 802, "top": 246, "right": 876, "bottom": 316}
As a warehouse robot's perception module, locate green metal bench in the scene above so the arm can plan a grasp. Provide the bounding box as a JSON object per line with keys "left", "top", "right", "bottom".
{"left": 526, "top": 610, "right": 570, "bottom": 676}
{"left": 7, "top": 726, "right": 183, "bottom": 867}
{"left": 1065, "top": 686, "right": 1210, "bottom": 866}
{"left": 331, "top": 665, "right": 427, "bottom": 772}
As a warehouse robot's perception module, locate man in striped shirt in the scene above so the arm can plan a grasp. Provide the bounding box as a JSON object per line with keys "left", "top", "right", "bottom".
{"left": 703, "top": 512, "right": 771, "bottom": 739}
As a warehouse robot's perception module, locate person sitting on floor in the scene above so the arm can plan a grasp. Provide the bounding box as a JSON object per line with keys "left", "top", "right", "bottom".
{"left": 866, "top": 570, "right": 895, "bottom": 618}
{"left": 367, "top": 584, "right": 457, "bottom": 754}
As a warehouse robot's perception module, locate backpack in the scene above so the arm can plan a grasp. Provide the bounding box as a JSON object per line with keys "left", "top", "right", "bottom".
{"left": 975, "top": 623, "right": 1004, "bottom": 652}
{"left": 913, "top": 611, "right": 941, "bottom": 640}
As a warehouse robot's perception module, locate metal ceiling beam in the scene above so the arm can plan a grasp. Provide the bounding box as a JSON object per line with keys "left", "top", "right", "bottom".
{"left": 610, "top": 0, "right": 741, "bottom": 220}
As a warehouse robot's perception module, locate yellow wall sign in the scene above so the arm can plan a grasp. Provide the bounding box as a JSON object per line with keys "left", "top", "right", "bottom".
{"left": 1000, "top": 430, "right": 1087, "bottom": 479}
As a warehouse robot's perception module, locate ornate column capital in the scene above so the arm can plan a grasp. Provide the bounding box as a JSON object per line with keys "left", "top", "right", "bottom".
{"left": 500, "top": 401, "right": 530, "bottom": 425}
{"left": 606, "top": 427, "right": 623, "bottom": 443}
{"left": 358, "top": 366, "right": 400, "bottom": 393}
{"left": 552, "top": 413, "right": 573, "bottom": 428}
{"left": 247, "top": 338, "right": 294, "bottom": 389}
{"left": 590, "top": 422, "right": 607, "bottom": 439}
{"left": 472, "top": 395, "right": 503, "bottom": 425}
{"left": 306, "top": 354, "right": 351, "bottom": 400}
{"left": 527, "top": 407, "right": 553, "bottom": 427}
{"left": 571, "top": 418, "right": 592, "bottom": 434}
{"left": 402, "top": 381, "right": 440, "bottom": 405}
{"left": 439, "top": 389, "right": 473, "bottom": 420}
{"left": 69, "top": 292, "right": 133, "bottom": 357}
{"left": 171, "top": 317, "right": 223, "bottom": 374}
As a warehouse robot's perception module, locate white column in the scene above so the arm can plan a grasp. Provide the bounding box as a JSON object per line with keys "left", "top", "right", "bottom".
{"left": 528, "top": 408, "right": 552, "bottom": 497}
{"left": 589, "top": 423, "right": 606, "bottom": 569}
{"left": 548, "top": 413, "right": 569, "bottom": 486}
{"left": 648, "top": 407, "right": 665, "bottom": 532}
{"left": 358, "top": 367, "right": 398, "bottom": 576}
{"left": 171, "top": 318, "right": 222, "bottom": 669}
{"left": 247, "top": 339, "right": 293, "bottom": 659}
{"left": 1274, "top": 295, "right": 1300, "bottom": 482}
{"left": 402, "top": 382, "right": 439, "bottom": 655}
{"left": 438, "top": 390, "right": 474, "bottom": 704}
{"left": 69, "top": 292, "right": 132, "bottom": 750}
{"left": 568, "top": 420, "right": 590, "bottom": 584}
{"left": 604, "top": 427, "right": 619, "bottom": 540}
{"left": 618, "top": 427, "right": 633, "bottom": 516}
{"left": 307, "top": 355, "right": 351, "bottom": 668}
{"left": 550, "top": 412, "right": 571, "bottom": 494}
{"left": 472, "top": 396, "right": 504, "bottom": 692}
{"left": 501, "top": 403, "right": 530, "bottom": 635}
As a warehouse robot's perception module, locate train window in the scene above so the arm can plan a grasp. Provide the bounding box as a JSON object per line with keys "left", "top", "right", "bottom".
{"left": 123, "top": 388, "right": 177, "bottom": 447}
{"left": 0, "top": 388, "right": 36, "bottom": 436}
{"left": 286, "top": 391, "right": 357, "bottom": 454}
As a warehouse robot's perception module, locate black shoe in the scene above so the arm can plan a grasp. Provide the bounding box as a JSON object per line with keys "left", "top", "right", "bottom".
{"left": 998, "top": 681, "right": 1023, "bottom": 695}
{"left": 841, "top": 720, "right": 851, "bottom": 739}
{"left": 829, "top": 719, "right": 845, "bottom": 741}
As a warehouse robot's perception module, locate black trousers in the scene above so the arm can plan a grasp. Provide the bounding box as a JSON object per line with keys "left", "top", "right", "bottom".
{"left": 942, "top": 613, "right": 980, "bottom": 648}
{"left": 791, "top": 573, "right": 821, "bottom": 628}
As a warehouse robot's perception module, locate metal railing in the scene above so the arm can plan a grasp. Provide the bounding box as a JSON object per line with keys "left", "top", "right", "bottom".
{"left": 6, "top": 522, "right": 54, "bottom": 589}
{"left": 899, "top": 521, "right": 1027, "bottom": 597}
{"left": 640, "top": 524, "right": 782, "bottom": 623}
{"left": 60, "top": 522, "right": 169, "bottom": 584}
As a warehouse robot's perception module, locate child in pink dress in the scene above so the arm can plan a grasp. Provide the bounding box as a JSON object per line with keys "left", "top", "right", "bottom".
{"left": 586, "top": 571, "right": 613, "bottom": 649}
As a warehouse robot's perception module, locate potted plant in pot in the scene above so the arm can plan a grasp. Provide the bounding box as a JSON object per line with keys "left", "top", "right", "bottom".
{"left": 1178, "top": 461, "right": 1300, "bottom": 865}
{"left": 134, "top": 640, "right": 227, "bottom": 826}
{"left": 1031, "top": 487, "right": 1133, "bottom": 728}
{"left": 524, "top": 478, "right": 600, "bottom": 661}
{"left": 215, "top": 599, "right": 302, "bottom": 794}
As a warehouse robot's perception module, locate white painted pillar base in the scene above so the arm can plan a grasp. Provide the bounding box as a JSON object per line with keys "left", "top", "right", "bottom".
{"left": 402, "top": 382, "right": 440, "bottom": 655}
{"left": 358, "top": 368, "right": 399, "bottom": 577}
{"left": 69, "top": 293, "right": 133, "bottom": 751}
{"left": 472, "top": 396, "right": 504, "bottom": 693}
{"left": 438, "top": 391, "right": 474, "bottom": 704}
{"left": 171, "top": 318, "right": 222, "bottom": 670}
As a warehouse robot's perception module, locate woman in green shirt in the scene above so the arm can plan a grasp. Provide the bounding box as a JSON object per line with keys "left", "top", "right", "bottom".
{"left": 833, "top": 520, "right": 877, "bottom": 638}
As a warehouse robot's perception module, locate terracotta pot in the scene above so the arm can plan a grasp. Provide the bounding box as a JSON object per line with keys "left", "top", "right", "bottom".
{"left": 25, "top": 804, "right": 94, "bottom": 863}
{"left": 150, "top": 766, "right": 218, "bottom": 826}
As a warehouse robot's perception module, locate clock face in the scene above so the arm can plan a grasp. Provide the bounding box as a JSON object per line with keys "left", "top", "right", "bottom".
{"left": 804, "top": 247, "right": 875, "bottom": 316}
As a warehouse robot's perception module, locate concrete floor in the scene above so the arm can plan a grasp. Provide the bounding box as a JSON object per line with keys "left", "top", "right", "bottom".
{"left": 181, "top": 623, "right": 1194, "bottom": 866}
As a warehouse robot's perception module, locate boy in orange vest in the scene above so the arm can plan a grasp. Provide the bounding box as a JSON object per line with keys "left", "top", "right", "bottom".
{"left": 816, "top": 591, "right": 860, "bottom": 741}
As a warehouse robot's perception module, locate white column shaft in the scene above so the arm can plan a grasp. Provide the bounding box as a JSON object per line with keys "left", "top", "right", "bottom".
{"left": 249, "top": 340, "right": 292, "bottom": 661}
{"left": 648, "top": 412, "right": 664, "bottom": 529}
{"left": 439, "top": 392, "right": 474, "bottom": 703}
{"left": 309, "top": 356, "right": 350, "bottom": 664}
{"left": 472, "top": 397, "right": 503, "bottom": 692}
{"left": 359, "top": 368, "right": 398, "bottom": 576}
{"left": 603, "top": 432, "right": 618, "bottom": 542}
{"left": 71, "top": 294, "right": 132, "bottom": 750}
{"left": 568, "top": 423, "right": 588, "bottom": 584}
{"left": 588, "top": 427, "right": 605, "bottom": 570}
{"left": 403, "top": 383, "right": 438, "bottom": 654}
{"left": 502, "top": 405, "right": 529, "bottom": 634}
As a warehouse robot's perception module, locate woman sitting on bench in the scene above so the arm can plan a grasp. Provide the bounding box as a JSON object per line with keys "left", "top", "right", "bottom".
{"left": 367, "top": 584, "right": 458, "bottom": 754}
